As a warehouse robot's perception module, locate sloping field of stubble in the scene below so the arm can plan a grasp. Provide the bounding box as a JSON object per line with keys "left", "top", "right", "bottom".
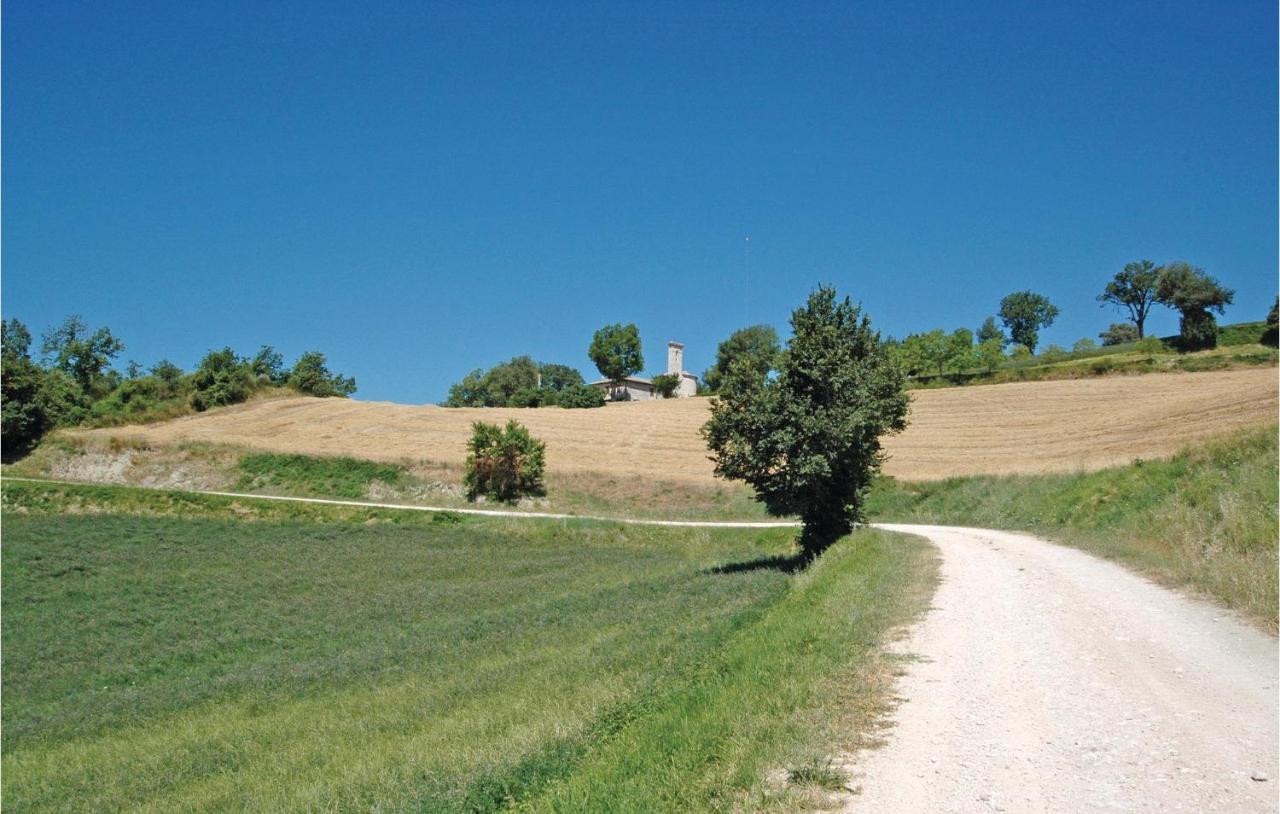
{"left": 78, "top": 367, "right": 1278, "bottom": 483}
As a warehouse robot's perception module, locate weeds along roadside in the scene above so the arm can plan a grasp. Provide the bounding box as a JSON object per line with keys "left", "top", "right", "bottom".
{"left": 866, "top": 424, "right": 1280, "bottom": 631}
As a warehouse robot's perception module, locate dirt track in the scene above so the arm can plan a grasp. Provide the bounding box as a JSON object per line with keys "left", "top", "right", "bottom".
{"left": 82, "top": 368, "right": 1278, "bottom": 483}
{"left": 848, "top": 524, "right": 1278, "bottom": 813}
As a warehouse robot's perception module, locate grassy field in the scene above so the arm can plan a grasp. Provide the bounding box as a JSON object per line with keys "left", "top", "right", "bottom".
{"left": 1, "top": 480, "right": 936, "bottom": 812}
{"left": 866, "top": 425, "right": 1279, "bottom": 630}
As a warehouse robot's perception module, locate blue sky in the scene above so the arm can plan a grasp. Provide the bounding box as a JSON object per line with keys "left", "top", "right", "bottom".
{"left": 5, "top": 1, "right": 1276, "bottom": 403}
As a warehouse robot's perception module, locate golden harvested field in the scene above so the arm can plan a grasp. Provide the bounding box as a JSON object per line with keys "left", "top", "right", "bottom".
{"left": 82, "top": 368, "right": 1278, "bottom": 483}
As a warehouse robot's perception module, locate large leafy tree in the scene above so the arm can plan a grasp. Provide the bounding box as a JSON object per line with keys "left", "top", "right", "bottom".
{"left": 976, "top": 316, "right": 1004, "bottom": 345}
{"left": 481, "top": 356, "right": 539, "bottom": 405}
{"left": 975, "top": 337, "right": 1005, "bottom": 372}
{"left": 2, "top": 319, "right": 49, "bottom": 460}
{"left": 251, "top": 345, "right": 288, "bottom": 385}
{"left": 998, "top": 291, "right": 1059, "bottom": 353}
{"left": 702, "top": 285, "right": 909, "bottom": 561}
{"left": 1154, "top": 262, "right": 1234, "bottom": 351}
{"left": 946, "top": 328, "right": 975, "bottom": 373}
{"left": 537, "top": 363, "right": 584, "bottom": 392}
{"left": 1098, "top": 260, "right": 1160, "bottom": 338}
{"left": 40, "top": 314, "right": 124, "bottom": 394}
{"left": 703, "top": 324, "right": 781, "bottom": 392}
{"left": 1263, "top": 297, "right": 1278, "bottom": 347}
{"left": 588, "top": 323, "right": 643, "bottom": 386}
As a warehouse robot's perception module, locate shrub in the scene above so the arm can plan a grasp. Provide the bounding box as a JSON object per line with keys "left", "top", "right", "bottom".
{"left": 1099, "top": 323, "right": 1139, "bottom": 346}
{"left": 288, "top": 351, "right": 356, "bottom": 397}
{"left": 1089, "top": 358, "right": 1115, "bottom": 375}
{"left": 556, "top": 383, "right": 606, "bottom": 408}
{"left": 2, "top": 355, "right": 51, "bottom": 460}
{"left": 1072, "top": 338, "right": 1097, "bottom": 353}
{"left": 190, "top": 348, "right": 254, "bottom": 411}
{"left": 650, "top": 373, "right": 680, "bottom": 398}
{"left": 1263, "top": 300, "right": 1279, "bottom": 348}
{"left": 1039, "top": 344, "right": 1068, "bottom": 363}
{"left": 1133, "top": 336, "right": 1165, "bottom": 354}
{"left": 1009, "top": 344, "right": 1033, "bottom": 361}
{"left": 464, "top": 420, "right": 546, "bottom": 502}
{"left": 508, "top": 387, "right": 544, "bottom": 408}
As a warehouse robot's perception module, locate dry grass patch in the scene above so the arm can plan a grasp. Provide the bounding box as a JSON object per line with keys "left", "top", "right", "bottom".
{"left": 71, "top": 368, "right": 1278, "bottom": 483}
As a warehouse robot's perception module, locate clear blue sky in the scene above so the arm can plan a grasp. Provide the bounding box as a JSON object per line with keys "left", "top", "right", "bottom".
{"left": 5, "top": 1, "right": 1276, "bottom": 403}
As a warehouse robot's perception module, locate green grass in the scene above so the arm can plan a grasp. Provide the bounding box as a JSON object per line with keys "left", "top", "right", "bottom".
{"left": 6, "top": 436, "right": 775, "bottom": 522}
{"left": 2, "top": 480, "right": 935, "bottom": 812}
{"left": 234, "top": 451, "right": 407, "bottom": 498}
{"left": 867, "top": 425, "right": 1279, "bottom": 630}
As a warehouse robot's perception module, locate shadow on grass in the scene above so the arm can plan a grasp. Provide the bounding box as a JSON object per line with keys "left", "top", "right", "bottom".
{"left": 707, "top": 552, "right": 809, "bottom": 575}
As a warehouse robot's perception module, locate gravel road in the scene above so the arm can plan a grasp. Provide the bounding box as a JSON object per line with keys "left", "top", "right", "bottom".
{"left": 848, "top": 524, "right": 1279, "bottom": 814}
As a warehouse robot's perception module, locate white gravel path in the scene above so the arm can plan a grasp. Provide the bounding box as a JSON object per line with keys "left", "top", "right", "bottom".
{"left": 848, "top": 524, "right": 1279, "bottom": 814}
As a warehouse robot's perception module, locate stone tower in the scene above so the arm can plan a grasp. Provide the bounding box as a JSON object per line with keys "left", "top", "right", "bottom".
{"left": 667, "top": 341, "right": 684, "bottom": 375}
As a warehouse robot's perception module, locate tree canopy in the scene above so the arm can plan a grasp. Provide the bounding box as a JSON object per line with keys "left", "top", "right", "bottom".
{"left": 702, "top": 285, "right": 909, "bottom": 561}
{"left": 702, "top": 324, "right": 780, "bottom": 392}
{"left": 1154, "top": 262, "right": 1234, "bottom": 351}
{"left": 40, "top": 315, "right": 124, "bottom": 394}
{"left": 976, "top": 316, "right": 1004, "bottom": 345}
{"left": 998, "top": 291, "right": 1059, "bottom": 353}
{"left": 288, "top": 351, "right": 357, "bottom": 397}
{"left": 1098, "top": 260, "right": 1160, "bottom": 338}
{"left": 443, "top": 358, "right": 591, "bottom": 408}
{"left": 588, "top": 323, "right": 643, "bottom": 384}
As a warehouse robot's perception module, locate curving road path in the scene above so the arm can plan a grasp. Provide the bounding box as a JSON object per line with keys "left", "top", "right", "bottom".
{"left": 848, "top": 524, "right": 1279, "bottom": 814}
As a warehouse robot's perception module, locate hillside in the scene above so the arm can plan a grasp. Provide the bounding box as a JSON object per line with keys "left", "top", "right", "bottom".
{"left": 74, "top": 367, "right": 1278, "bottom": 483}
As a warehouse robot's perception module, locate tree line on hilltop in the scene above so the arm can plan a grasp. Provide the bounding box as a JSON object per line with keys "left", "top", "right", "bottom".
{"left": 1, "top": 315, "right": 356, "bottom": 460}
{"left": 443, "top": 322, "right": 687, "bottom": 408}
{"left": 443, "top": 259, "right": 1269, "bottom": 409}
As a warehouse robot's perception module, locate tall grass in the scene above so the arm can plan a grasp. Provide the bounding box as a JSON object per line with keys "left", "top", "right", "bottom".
{"left": 2, "top": 480, "right": 935, "bottom": 812}
{"left": 867, "top": 425, "right": 1279, "bottom": 630}
{"left": 235, "top": 451, "right": 406, "bottom": 498}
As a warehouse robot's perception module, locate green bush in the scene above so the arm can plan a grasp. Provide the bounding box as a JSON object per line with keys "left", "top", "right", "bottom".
{"left": 1038, "top": 344, "right": 1068, "bottom": 363}
{"left": 1133, "top": 336, "right": 1164, "bottom": 354}
{"left": 464, "top": 420, "right": 546, "bottom": 502}
{"left": 2, "top": 355, "right": 51, "bottom": 461}
{"left": 288, "top": 351, "right": 356, "bottom": 397}
{"left": 508, "top": 387, "right": 544, "bottom": 408}
{"left": 556, "top": 383, "right": 606, "bottom": 408}
{"left": 650, "top": 373, "right": 680, "bottom": 398}
{"left": 190, "top": 348, "right": 255, "bottom": 411}
{"left": 1099, "top": 323, "right": 1140, "bottom": 346}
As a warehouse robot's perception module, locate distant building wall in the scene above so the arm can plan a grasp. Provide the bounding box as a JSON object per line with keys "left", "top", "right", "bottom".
{"left": 667, "top": 342, "right": 684, "bottom": 376}
{"left": 676, "top": 372, "right": 697, "bottom": 397}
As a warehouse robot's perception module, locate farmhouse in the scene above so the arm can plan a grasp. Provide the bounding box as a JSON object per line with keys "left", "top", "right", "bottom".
{"left": 590, "top": 341, "right": 699, "bottom": 401}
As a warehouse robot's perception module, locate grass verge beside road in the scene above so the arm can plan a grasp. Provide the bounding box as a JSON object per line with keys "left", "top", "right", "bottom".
{"left": 2, "top": 479, "right": 935, "bottom": 812}
{"left": 867, "top": 425, "right": 1279, "bottom": 631}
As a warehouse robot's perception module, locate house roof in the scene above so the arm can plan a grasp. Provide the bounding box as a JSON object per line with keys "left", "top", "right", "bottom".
{"left": 589, "top": 376, "right": 653, "bottom": 386}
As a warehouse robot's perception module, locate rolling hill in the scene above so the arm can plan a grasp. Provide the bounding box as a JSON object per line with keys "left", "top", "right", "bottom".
{"left": 76, "top": 367, "right": 1278, "bottom": 483}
